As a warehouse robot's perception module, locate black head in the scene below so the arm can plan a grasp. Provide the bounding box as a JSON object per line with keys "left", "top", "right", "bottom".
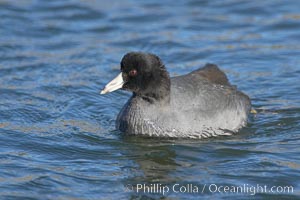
{"left": 101, "top": 52, "right": 170, "bottom": 103}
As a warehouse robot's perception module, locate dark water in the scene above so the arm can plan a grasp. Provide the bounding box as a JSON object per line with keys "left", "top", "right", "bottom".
{"left": 0, "top": 0, "right": 300, "bottom": 199}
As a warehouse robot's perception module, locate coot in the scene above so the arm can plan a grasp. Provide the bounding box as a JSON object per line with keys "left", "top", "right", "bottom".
{"left": 101, "top": 52, "right": 251, "bottom": 138}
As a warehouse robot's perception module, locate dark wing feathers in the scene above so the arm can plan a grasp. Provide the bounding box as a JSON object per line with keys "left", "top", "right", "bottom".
{"left": 170, "top": 63, "right": 250, "bottom": 113}
{"left": 189, "top": 63, "right": 231, "bottom": 86}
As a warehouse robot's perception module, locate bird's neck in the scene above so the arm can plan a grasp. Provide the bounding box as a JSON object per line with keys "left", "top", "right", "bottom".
{"left": 139, "top": 92, "right": 170, "bottom": 105}
{"left": 135, "top": 71, "right": 171, "bottom": 105}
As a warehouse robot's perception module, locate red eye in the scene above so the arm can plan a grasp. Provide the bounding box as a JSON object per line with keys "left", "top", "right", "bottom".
{"left": 129, "top": 69, "right": 137, "bottom": 77}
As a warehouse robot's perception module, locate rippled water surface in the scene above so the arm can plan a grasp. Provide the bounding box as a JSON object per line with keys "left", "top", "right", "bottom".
{"left": 0, "top": 0, "right": 300, "bottom": 199}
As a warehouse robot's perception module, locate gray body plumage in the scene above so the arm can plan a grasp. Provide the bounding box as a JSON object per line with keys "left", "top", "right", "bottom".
{"left": 116, "top": 64, "right": 251, "bottom": 138}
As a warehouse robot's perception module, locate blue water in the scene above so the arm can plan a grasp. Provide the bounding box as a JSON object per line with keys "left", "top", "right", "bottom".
{"left": 0, "top": 0, "right": 300, "bottom": 199}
